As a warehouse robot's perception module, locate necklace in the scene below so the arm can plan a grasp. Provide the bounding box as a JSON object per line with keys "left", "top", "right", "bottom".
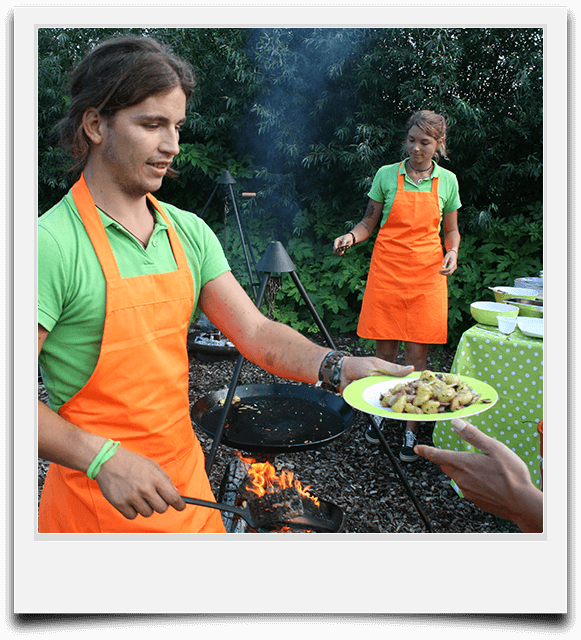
{"left": 407, "top": 159, "right": 433, "bottom": 174}
{"left": 98, "top": 206, "right": 155, "bottom": 248}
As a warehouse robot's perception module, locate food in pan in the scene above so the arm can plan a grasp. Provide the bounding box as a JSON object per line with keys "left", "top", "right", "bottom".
{"left": 218, "top": 395, "right": 242, "bottom": 406}
{"left": 379, "top": 370, "right": 492, "bottom": 415}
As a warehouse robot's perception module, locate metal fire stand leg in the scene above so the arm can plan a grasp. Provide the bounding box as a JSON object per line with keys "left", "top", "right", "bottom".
{"left": 204, "top": 272, "right": 270, "bottom": 476}
{"left": 199, "top": 169, "right": 260, "bottom": 302}
{"left": 203, "top": 243, "right": 339, "bottom": 476}
{"left": 367, "top": 414, "right": 434, "bottom": 533}
{"left": 289, "top": 270, "right": 336, "bottom": 350}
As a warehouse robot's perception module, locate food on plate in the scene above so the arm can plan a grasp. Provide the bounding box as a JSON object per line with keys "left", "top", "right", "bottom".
{"left": 391, "top": 394, "right": 407, "bottom": 413}
{"left": 379, "top": 371, "right": 492, "bottom": 415}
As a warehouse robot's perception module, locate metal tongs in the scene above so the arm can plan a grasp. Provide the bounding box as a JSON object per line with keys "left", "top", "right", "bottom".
{"left": 181, "top": 495, "right": 337, "bottom": 532}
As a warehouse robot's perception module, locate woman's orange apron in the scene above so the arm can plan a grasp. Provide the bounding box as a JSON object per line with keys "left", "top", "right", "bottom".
{"left": 357, "top": 163, "right": 448, "bottom": 344}
{"left": 38, "top": 175, "right": 225, "bottom": 533}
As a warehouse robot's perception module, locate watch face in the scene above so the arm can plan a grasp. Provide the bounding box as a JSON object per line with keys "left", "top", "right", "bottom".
{"left": 319, "top": 352, "right": 348, "bottom": 390}
{"left": 329, "top": 365, "right": 341, "bottom": 386}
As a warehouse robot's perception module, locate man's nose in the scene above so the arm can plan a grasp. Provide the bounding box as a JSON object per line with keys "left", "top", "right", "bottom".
{"left": 160, "top": 129, "right": 180, "bottom": 155}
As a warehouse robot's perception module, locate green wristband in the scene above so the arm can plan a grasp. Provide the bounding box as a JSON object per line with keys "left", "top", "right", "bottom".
{"left": 87, "top": 439, "right": 120, "bottom": 480}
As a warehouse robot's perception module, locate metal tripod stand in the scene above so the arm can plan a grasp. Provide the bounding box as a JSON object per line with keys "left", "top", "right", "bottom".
{"left": 200, "top": 169, "right": 260, "bottom": 301}
{"left": 199, "top": 172, "right": 338, "bottom": 476}
{"left": 198, "top": 170, "right": 433, "bottom": 532}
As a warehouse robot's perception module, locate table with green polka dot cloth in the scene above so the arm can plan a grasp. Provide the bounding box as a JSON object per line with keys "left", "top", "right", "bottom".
{"left": 432, "top": 323, "right": 543, "bottom": 489}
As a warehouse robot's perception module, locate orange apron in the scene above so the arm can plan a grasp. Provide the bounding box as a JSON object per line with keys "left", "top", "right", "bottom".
{"left": 357, "top": 164, "right": 447, "bottom": 344}
{"left": 38, "top": 175, "right": 225, "bottom": 533}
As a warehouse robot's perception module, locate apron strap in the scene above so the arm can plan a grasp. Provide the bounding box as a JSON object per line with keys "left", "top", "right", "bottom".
{"left": 71, "top": 175, "right": 122, "bottom": 281}
{"left": 146, "top": 193, "right": 190, "bottom": 272}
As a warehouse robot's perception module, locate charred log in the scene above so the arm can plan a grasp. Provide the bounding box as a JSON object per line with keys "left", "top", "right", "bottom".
{"left": 238, "top": 481, "right": 304, "bottom": 524}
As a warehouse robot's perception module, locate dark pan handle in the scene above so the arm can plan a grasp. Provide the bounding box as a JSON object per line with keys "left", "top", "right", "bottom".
{"left": 180, "top": 495, "right": 250, "bottom": 520}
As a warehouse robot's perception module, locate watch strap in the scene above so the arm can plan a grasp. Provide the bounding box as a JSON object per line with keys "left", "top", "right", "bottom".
{"left": 317, "top": 350, "right": 349, "bottom": 392}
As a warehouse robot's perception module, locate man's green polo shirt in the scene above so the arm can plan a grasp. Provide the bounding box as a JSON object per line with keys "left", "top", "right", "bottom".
{"left": 368, "top": 161, "right": 462, "bottom": 228}
{"left": 38, "top": 191, "right": 230, "bottom": 411}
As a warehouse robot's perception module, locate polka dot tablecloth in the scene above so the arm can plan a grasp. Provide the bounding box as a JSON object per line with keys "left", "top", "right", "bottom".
{"left": 432, "top": 323, "right": 543, "bottom": 489}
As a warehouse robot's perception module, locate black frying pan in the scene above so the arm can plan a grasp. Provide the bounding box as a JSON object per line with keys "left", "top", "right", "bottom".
{"left": 191, "top": 383, "right": 353, "bottom": 453}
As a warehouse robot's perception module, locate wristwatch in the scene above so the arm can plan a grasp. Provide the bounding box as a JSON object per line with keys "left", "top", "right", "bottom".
{"left": 316, "top": 350, "right": 349, "bottom": 392}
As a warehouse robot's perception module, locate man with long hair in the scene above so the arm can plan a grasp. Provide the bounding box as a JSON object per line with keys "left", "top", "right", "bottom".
{"left": 37, "top": 35, "right": 412, "bottom": 533}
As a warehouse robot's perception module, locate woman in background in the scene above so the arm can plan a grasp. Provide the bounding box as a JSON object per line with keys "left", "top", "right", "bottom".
{"left": 334, "top": 110, "right": 461, "bottom": 462}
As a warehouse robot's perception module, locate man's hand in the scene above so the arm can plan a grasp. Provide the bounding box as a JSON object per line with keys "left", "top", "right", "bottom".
{"left": 415, "top": 418, "right": 543, "bottom": 532}
{"left": 95, "top": 446, "right": 186, "bottom": 520}
{"left": 340, "top": 357, "right": 414, "bottom": 393}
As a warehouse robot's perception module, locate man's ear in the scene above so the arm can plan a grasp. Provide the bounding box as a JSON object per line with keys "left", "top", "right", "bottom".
{"left": 82, "top": 108, "right": 106, "bottom": 145}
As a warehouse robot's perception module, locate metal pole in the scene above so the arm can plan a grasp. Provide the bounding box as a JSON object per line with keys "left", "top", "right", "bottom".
{"left": 289, "top": 271, "right": 336, "bottom": 350}
{"left": 228, "top": 184, "right": 260, "bottom": 301}
{"left": 367, "top": 415, "right": 434, "bottom": 533}
{"left": 199, "top": 183, "right": 219, "bottom": 218}
{"left": 204, "top": 272, "right": 270, "bottom": 476}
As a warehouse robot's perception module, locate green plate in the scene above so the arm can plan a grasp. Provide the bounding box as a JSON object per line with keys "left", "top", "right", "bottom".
{"left": 343, "top": 372, "right": 499, "bottom": 421}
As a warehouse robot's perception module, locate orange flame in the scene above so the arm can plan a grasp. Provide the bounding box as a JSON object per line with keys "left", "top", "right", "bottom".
{"left": 236, "top": 452, "right": 320, "bottom": 506}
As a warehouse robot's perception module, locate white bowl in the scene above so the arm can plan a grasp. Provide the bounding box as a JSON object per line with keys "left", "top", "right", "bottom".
{"left": 497, "top": 315, "right": 518, "bottom": 334}
{"left": 515, "top": 277, "right": 543, "bottom": 289}
{"left": 517, "top": 317, "right": 543, "bottom": 339}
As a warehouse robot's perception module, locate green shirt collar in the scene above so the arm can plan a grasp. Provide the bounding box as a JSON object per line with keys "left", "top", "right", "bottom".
{"left": 400, "top": 159, "right": 443, "bottom": 185}
{"left": 96, "top": 203, "right": 169, "bottom": 232}
{"left": 400, "top": 159, "right": 442, "bottom": 177}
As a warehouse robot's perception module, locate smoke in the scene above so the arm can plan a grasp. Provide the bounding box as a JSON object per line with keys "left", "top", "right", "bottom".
{"left": 238, "top": 28, "right": 367, "bottom": 243}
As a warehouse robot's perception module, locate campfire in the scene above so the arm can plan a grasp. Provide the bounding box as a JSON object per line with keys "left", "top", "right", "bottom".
{"left": 240, "top": 453, "right": 320, "bottom": 503}
{"left": 220, "top": 453, "right": 339, "bottom": 533}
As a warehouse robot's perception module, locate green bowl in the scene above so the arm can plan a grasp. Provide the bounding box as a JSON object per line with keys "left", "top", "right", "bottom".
{"left": 504, "top": 297, "right": 544, "bottom": 318}
{"left": 471, "top": 301, "right": 519, "bottom": 326}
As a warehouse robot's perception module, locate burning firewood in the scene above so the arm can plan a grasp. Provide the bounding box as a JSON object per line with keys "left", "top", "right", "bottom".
{"left": 219, "top": 456, "right": 252, "bottom": 532}
{"left": 238, "top": 483, "right": 304, "bottom": 523}
{"left": 237, "top": 458, "right": 304, "bottom": 523}
{"left": 234, "top": 454, "right": 339, "bottom": 530}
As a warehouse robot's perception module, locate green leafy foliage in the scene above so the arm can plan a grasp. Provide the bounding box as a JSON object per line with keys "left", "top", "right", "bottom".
{"left": 38, "top": 27, "right": 543, "bottom": 347}
{"left": 255, "top": 201, "right": 542, "bottom": 346}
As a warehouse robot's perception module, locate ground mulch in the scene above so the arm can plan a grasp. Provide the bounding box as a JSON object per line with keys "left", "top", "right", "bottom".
{"left": 185, "top": 331, "right": 520, "bottom": 534}
{"left": 37, "top": 331, "right": 520, "bottom": 534}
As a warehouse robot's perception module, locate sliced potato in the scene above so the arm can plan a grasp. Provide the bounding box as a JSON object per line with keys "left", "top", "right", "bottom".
{"left": 391, "top": 394, "right": 407, "bottom": 413}
{"left": 404, "top": 402, "right": 422, "bottom": 414}
{"left": 421, "top": 400, "right": 441, "bottom": 414}
{"left": 412, "top": 384, "right": 433, "bottom": 406}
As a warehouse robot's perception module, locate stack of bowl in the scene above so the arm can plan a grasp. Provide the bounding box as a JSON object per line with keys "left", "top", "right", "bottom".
{"left": 489, "top": 286, "right": 538, "bottom": 303}
{"left": 488, "top": 285, "right": 543, "bottom": 319}
{"left": 514, "top": 276, "right": 543, "bottom": 300}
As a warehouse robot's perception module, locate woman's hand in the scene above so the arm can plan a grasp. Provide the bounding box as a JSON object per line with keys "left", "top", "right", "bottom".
{"left": 441, "top": 210, "right": 460, "bottom": 275}
{"left": 333, "top": 200, "right": 383, "bottom": 255}
{"left": 439, "top": 250, "right": 458, "bottom": 275}
{"left": 333, "top": 234, "right": 355, "bottom": 255}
